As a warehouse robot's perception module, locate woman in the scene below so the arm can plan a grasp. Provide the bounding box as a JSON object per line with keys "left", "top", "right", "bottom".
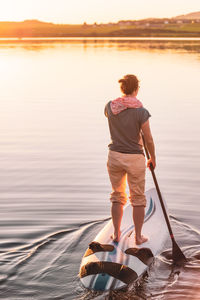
{"left": 104, "top": 74, "right": 156, "bottom": 245}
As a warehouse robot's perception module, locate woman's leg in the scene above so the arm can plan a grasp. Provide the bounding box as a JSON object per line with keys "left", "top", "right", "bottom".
{"left": 111, "top": 202, "right": 124, "bottom": 242}
{"left": 126, "top": 154, "right": 147, "bottom": 245}
{"left": 107, "top": 151, "right": 127, "bottom": 242}
{"left": 132, "top": 206, "right": 148, "bottom": 244}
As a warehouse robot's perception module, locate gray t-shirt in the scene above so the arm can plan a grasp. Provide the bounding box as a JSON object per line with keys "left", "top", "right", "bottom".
{"left": 105, "top": 101, "right": 151, "bottom": 154}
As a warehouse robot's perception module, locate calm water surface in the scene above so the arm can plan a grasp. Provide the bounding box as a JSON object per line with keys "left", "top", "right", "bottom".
{"left": 0, "top": 38, "right": 200, "bottom": 299}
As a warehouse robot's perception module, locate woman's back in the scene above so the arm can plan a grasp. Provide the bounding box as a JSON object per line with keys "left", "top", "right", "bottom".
{"left": 105, "top": 101, "right": 150, "bottom": 154}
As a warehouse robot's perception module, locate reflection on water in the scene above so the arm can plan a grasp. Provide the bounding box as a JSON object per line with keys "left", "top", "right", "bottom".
{"left": 0, "top": 38, "right": 199, "bottom": 299}
{"left": 0, "top": 37, "right": 200, "bottom": 54}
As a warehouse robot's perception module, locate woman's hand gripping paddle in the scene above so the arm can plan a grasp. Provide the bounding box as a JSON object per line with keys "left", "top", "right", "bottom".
{"left": 141, "top": 133, "right": 187, "bottom": 265}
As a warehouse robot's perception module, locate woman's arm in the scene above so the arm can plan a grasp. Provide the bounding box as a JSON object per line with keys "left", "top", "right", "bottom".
{"left": 141, "top": 120, "right": 156, "bottom": 169}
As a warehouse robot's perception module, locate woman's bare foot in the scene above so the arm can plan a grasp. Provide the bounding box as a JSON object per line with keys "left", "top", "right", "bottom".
{"left": 111, "top": 231, "right": 121, "bottom": 242}
{"left": 135, "top": 235, "right": 148, "bottom": 245}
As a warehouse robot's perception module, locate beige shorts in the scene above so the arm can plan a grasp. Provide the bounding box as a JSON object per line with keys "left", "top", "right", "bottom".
{"left": 107, "top": 150, "right": 146, "bottom": 207}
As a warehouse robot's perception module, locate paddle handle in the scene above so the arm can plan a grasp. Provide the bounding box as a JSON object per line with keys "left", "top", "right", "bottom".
{"left": 141, "top": 133, "right": 174, "bottom": 238}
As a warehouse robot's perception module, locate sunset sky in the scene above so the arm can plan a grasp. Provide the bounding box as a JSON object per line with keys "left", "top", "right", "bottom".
{"left": 0, "top": 0, "right": 199, "bottom": 24}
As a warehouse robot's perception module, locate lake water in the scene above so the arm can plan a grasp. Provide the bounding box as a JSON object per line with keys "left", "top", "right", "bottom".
{"left": 0, "top": 38, "right": 200, "bottom": 299}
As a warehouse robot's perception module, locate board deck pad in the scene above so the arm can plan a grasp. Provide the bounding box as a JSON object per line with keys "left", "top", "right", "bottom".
{"left": 79, "top": 188, "right": 169, "bottom": 291}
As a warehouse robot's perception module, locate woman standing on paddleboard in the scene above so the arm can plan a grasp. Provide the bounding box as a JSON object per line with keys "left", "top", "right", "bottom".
{"left": 104, "top": 74, "right": 156, "bottom": 245}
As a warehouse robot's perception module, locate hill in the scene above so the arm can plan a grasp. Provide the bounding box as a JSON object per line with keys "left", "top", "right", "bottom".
{"left": 174, "top": 11, "right": 200, "bottom": 19}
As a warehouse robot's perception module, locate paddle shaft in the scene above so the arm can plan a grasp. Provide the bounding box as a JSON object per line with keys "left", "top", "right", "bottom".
{"left": 142, "top": 133, "right": 187, "bottom": 263}
{"left": 141, "top": 134, "right": 174, "bottom": 238}
{"left": 142, "top": 134, "right": 187, "bottom": 263}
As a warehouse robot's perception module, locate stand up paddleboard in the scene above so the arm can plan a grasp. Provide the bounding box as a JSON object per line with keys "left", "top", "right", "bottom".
{"left": 79, "top": 188, "right": 169, "bottom": 291}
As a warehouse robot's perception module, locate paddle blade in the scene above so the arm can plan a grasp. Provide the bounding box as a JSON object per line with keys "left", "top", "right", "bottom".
{"left": 172, "top": 239, "right": 187, "bottom": 265}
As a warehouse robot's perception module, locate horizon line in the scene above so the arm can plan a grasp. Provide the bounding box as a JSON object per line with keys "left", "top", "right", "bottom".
{"left": 0, "top": 10, "right": 199, "bottom": 25}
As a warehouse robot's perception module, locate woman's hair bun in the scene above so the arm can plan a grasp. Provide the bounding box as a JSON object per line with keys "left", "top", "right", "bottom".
{"left": 118, "top": 74, "right": 139, "bottom": 95}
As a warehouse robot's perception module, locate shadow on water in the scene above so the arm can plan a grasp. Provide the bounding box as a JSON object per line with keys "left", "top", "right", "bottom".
{"left": 0, "top": 215, "right": 199, "bottom": 299}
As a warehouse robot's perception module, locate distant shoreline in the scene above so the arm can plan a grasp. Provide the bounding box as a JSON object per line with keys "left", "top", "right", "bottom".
{"left": 1, "top": 37, "right": 200, "bottom": 41}
{"left": 0, "top": 19, "right": 200, "bottom": 38}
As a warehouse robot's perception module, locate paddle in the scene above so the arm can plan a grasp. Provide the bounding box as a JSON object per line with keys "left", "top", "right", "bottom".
{"left": 141, "top": 133, "right": 187, "bottom": 265}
